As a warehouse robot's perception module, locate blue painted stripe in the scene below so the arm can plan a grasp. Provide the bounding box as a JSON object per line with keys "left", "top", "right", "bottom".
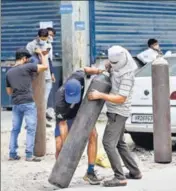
{"left": 96, "top": 44, "right": 176, "bottom": 48}
{"left": 96, "top": 31, "right": 175, "bottom": 35}
{"left": 95, "top": 13, "right": 176, "bottom": 19}
{"left": 1, "top": 25, "right": 61, "bottom": 29}
{"left": 97, "top": 1, "right": 176, "bottom": 8}
{"left": 96, "top": 40, "right": 176, "bottom": 44}
{"left": 96, "top": 28, "right": 176, "bottom": 32}
{"left": 2, "top": 11, "right": 60, "bottom": 17}
{"left": 95, "top": 10, "right": 176, "bottom": 16}
{"left": 2, "top": 5, "right": 57, "bottom": 10}
{"left": 95, "top": 23, "right": 176, "bottom": 27}
{"left": 96, "top": 6, "right": 176, "bottom": 12}
{"left": 89, "top": 0, "right": 96, "bottom": 65}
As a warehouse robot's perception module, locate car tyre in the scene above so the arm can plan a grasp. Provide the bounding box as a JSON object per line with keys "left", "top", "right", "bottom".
{"left": 130, "top": 133, "right": 153, "bottom": 150}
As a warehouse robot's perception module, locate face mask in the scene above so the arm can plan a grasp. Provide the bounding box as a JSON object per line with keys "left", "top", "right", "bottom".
{"left": 39, "top": 39, "right": 46, "bottom": 46}
{"left": 152, "top": 44, "right": 160, "bottom": 51}
{"left": 111, "top": 52, "right": 127, "bottom": 72}
{"left": 48, "top": 36, "right": 53, "bottom": 43}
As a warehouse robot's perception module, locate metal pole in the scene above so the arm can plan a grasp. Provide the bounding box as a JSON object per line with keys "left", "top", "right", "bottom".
{"left": 32, "top": 72, "right": 46, "bottom": 157}
{"left": 152, "top": 57, "right": 172, "bottom": 163}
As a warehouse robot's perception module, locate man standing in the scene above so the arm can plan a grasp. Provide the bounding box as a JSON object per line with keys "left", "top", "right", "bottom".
{"left": 46, "top": 27, "right": 56, "bottom": 120}
{"left": 26, "top": 28, "right": 53, "bottom": 127}
{"left": 54, "top": 69, "right": 103, "bottom": 185}
{"left": 137, "top": 38, "right": 163, "bottom": 64}
{"left": 47, "top": 27, "right": 56, "bottom": 62}
{"left": 6, "top": 48, "right": 48, "bottom": 161}
{"left": 47, "top": 27, "right": 56, "bottom": 84}
{"left": 88, "top": 45, "right": 142, "bottom": 187}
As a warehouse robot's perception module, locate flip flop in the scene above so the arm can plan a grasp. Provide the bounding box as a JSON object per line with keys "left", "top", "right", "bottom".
{"left": 103, "top": 179, "right": 127, "bottom": 187}
{"left": 9, "top": 155, "right": 21, "bottom": 161}
{"left": 26, "top": 157, "right": 41, "bottom": 162}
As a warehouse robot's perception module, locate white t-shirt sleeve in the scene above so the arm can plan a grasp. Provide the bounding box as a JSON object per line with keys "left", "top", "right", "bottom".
{"left": 26, "top": 41, "right": 35, "bottom": 55}
{"left": 137, "top": 49, "right": 158, "bottom": 64}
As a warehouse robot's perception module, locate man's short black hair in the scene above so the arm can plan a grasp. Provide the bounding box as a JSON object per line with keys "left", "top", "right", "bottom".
{"left": 38, "top": 28, "right": 48, "bottom": 37}
{"left": 148, "top": 38, "right": 158, "bottom": 47}
{"left": 16, "top": 48, "right": 31, "bottom": 60}
{"left": 47, "top": 27, "right": 56, "bottom": 35}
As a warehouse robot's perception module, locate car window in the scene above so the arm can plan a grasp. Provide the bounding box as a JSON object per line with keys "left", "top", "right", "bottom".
{"left": 136, "top": 63, "right": 151, "bottom": 77}
{"left": 136, "top": 57, "right": 176, "bottom": 77}
{"left": 167, "top": 57, "right": 176, "bottom": 76}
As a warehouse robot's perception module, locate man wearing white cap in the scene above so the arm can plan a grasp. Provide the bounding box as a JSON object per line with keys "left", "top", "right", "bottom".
{"left": 88, "top": 45, "right": 142, "bottom": 187}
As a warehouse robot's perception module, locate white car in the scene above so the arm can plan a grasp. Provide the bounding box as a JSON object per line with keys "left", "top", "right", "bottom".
{"left": 126, "top": 56, "right": 176, "bottom": 149}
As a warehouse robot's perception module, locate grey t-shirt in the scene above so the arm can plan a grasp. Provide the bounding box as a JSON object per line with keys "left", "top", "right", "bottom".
{"left": 106, "top": 71, "right": 135, "bottom": 117}
{"left": 6, "top": 63, "right": 37, "bottom": 105}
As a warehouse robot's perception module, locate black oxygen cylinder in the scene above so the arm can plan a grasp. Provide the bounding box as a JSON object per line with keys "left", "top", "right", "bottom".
{"left": 48, "top": 73, "right": 112, "bottom": 188}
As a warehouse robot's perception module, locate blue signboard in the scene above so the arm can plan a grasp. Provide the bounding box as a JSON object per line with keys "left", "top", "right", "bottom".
{"left": 60, "top": 4, "right": 73, "bottom": 14}
{"left": 74, "top": 21, "right": 85, "bottom": 31}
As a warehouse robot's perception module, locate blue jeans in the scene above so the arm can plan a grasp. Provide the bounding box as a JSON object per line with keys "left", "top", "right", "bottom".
{"left": 45, "top": 80, "right": 52, "bottom": 108}
{"left": 9, "top": 102, "right": 37, "bottom": 159}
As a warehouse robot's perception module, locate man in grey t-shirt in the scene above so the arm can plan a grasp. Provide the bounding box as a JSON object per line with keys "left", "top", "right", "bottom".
{"left": 88, "top": 46, "right": 142, "bottom": 187}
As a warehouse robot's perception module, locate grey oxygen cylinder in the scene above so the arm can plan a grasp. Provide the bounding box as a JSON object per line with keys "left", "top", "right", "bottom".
{"left": 48, "top": 73, "right": 111, "bottom": 188}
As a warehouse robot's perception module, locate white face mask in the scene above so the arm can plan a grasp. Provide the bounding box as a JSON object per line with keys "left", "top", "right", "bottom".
{"left": 39, "top": 39, "right": 47, "bottom": 46}
{"left": 153, "top": 44, "right": 160, "bottom": 51}
{"left": 48, "top": 35, "right": 53, "bottom": 43}
{"left": 111, "top": 52, "right": 127, "bottom": 72}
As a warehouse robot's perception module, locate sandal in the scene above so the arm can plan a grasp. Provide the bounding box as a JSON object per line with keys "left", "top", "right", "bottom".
{"left": 26, "top": 157, "right": 41, "bottom": 162}
{"left": 125, "top": 172, "right": 142, "bottom": 179}
{"left": 103, "top": 177, "right": 127, "bottom": 187}
{"left": 9, "top": 155, "right": 21, "bottom": 161}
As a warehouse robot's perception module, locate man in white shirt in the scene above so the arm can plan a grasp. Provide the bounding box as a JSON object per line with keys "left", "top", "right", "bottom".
{"left": 46, "top": 27, "right": 56, "bottom": 121}
{"left": 137, "top": 38, "right": 163, "bottom": 64}
{"left": 26, "top": 29, "right": 53, "bottom": 127}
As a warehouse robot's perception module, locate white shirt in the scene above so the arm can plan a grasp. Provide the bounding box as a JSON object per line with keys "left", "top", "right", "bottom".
{"left": 137, "top": 48, "right": 160, "bottom": 64}
{"left": 26, "top": 39, "right": 52, "bottom": 80}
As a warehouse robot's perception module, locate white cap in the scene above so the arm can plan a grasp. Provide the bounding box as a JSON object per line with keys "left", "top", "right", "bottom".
{"left": 108, "top": 46, "right": 124, "bottom": 63}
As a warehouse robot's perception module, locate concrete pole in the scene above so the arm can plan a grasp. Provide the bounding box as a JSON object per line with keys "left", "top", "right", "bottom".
{"left": 61, "top": 1, "right": 90, "bottom": 82}
{"left": 32, "top": 73, "right": 46, "bottom": 157}
{"left": 152, "top": 57, "right": 172, "bottom": 163}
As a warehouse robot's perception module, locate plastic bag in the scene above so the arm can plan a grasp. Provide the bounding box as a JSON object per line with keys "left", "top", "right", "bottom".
{"left": 95, "top": 149, "right": 111, "bottom": 168}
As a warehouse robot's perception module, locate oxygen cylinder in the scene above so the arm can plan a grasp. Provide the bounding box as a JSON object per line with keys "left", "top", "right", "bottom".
{"left": 48, "top": 73, "right": 111, "bottom": 188}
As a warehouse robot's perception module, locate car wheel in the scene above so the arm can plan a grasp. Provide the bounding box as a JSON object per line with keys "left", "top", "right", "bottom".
{"left": 6, "top": 107, "right": 12, "bottom": 111}
{"left": 130, "top": 133, "right": 153, "bottom": 150}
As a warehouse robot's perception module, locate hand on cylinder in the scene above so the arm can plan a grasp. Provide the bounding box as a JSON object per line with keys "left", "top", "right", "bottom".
{"left": 104, "top": 60, "right": 112, "bottom": 72}
{"left": 88, "top": 89, "right": 102, "bottom": 100}
{"left": 35, "top": 48, "right": 42, "bottom": 55}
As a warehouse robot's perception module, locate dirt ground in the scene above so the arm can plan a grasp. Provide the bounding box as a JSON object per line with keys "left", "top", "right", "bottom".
{"left": 1, "top": 111, "right": 176, "bottom": 191}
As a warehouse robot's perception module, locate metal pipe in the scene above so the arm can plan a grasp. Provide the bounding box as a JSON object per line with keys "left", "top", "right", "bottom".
{"left": 152, "top": 57, "right": 172, "bottom": 163}
{"left": 32, "top": 73, "right": 46, "bottom": 157}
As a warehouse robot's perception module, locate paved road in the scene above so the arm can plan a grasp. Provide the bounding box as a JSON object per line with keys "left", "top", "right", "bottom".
{"left": 2, "top": 110, "right": 176, "bottom": 191}
{"left": 64, "top": 167, "right": 176, "bottom": 191}
{"left": 1, "top": 110, "right": 13, "bottom": 131}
